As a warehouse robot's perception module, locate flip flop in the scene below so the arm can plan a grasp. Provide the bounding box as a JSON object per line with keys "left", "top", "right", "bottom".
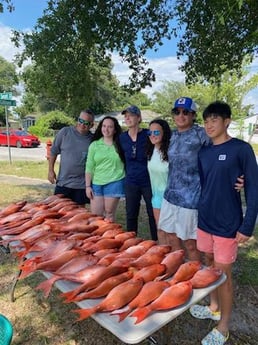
{"left": 189, "top": 305, "right": 221, "bottom": 321}
{"left": 201, "top": 327, "right": 229, "bottom": 345}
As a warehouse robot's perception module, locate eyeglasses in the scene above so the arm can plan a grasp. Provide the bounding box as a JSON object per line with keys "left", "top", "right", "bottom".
{"left": 172, "top": 109, "right": 192, "bottom": 116}
{"left": 147, "top": 130, "right": 161, "bottom": 136}
{"left": 78, "top": 118, "right": 92, "bottom": 126}
{"left": 131, "top": 144, "right": 137, "bottom": 159}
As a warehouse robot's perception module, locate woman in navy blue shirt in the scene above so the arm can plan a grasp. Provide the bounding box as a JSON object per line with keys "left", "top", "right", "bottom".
{"left": 119, "top": 105, "right": 157, "bottom": 241}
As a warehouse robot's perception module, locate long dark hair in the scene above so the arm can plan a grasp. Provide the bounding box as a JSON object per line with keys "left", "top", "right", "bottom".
{"left": 93, "top": 116, "right": 125, "bottom": 163}
{"left": 146, "top": 118, "right": 171, "bottom": 162}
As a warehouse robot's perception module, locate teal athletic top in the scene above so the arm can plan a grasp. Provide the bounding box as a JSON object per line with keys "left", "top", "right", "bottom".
{"left": 148, "top": 147, "right": 169, "bottom": 209}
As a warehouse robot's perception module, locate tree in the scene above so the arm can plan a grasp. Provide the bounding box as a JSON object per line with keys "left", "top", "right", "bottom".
{"left": 12, "top": 0, "right": 173, "bottom": 92}
{"left": 151, "top": 64, "right": 258, "bottom": 126}
{"left": 19, "top": 57, "right": 122, "bottom": 115}
{"left": 12, "top": 0, "right": 258, "bottom": 90}
{"left": 175, "top": 0, "right": 258, "bottom": 82}
{"left": 0, "top": 56, "right": 19, "bottom": 124}
{"left": 0, "top": 0, "right": 14, "bottom": 13}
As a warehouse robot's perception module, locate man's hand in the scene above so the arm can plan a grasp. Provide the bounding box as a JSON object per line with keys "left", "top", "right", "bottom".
{"left": 234, "top": 175, "right": 244, "bottom": 192}
{"left": 48, "top": 170, "right": 56, "bottom": 184}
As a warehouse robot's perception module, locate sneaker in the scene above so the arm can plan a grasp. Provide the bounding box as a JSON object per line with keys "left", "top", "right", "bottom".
{"left": 189, "top": 305, "right": 221, "bottom": 321}
{"left": 201, "top": 327, "right": 229, "bottom": 345}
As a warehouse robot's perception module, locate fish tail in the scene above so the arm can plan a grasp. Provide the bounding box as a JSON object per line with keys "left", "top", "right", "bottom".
{"left": 130, "top": 307, "right": 151, "bottom": 324}
{"left": 60, "top": 290, "right": 78, "bottom": 303}
{"left": 117, "top": 309, "right": 132, "bottom": 322}
{"left": 35, "top": 276, "right": 58, "bottom": 298}
{"left": 72, "top": 307, "right": 95, "bottom": 321}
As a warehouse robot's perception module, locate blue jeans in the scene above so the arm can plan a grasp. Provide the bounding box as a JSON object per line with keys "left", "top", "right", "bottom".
{"left": 125, "top": 184, "right": 157, "bottom": 241}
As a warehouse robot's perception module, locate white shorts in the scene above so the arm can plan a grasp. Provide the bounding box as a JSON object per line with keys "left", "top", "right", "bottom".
{"left": 158, "top": 198, "right": 198, "bottom": 240}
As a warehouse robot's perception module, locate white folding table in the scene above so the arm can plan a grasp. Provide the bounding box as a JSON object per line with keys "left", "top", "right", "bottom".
{"left": 43, "top": 271, "right": 226, "bottom": 344}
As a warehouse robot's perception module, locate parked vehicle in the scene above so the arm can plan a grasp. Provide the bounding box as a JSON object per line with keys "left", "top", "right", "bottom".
{"left": 0, "top": 130, "right": 40, "bottom": 148}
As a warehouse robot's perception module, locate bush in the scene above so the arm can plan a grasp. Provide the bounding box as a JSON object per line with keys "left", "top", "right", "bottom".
{"left": 28, "top": 110, "right": 75, "bottom": 137}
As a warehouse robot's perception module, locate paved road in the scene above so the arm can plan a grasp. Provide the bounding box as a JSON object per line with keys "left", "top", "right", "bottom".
{"left": 0, "top": 145, "right": 47, "bottom": 161}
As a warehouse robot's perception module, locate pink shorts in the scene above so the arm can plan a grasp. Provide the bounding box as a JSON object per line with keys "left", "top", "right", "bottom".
{"left": 197, "top": 228, "right": 238, "bottom": 264}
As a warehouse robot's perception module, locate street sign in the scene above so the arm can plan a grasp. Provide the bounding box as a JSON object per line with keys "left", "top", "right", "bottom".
{"left": 0, "top": 92, "right": 12, "bottom": 100}
{"left": 0, "top": 99, "right": 16, "bottom": 106}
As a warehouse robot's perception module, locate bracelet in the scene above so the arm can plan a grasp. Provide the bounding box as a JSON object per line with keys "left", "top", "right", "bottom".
{"left": 86, "top": 185, "right": 91, "bottom": 188}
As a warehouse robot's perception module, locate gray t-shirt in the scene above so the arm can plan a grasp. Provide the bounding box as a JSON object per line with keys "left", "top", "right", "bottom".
{"left": 51, "top": 126, "right": 93, "bottom": 189}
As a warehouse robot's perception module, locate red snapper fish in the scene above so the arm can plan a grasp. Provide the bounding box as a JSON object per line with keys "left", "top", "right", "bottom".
{"left": 190, "top": 266, "right": 223, "bottom": 288}
{"left": 131, "top": 281, "right": 193, "bottom": 324}
{"left": 61, "top": 265, "right": 127, "bottom": 302}
{"left": 111, "top": 280, "right": 170, "bottom": 322}
{"left": 0, "top": 211, "right": 31, "bottom": 225}
{"left": 0, "top": 200, "right": 27, "bottom": 217}
{"left": 71, "top": 270, "right": 134, "bottom": 302}
{"left": 132, "top": 263, "right": 167, "bottom": 283}
{"left": 19, "top": 248, "right": 80, "bottom": 279}
{"left": 114, "top": 231, "right": 136, "bottom": 242}
{"left": 156, "top": 249, "right": 185, "bottom": 280}
{"left": 145, "top": 245, "right": 171, "bottom": 256}
{"left": 119, "top": 237, "right": 143, "bottom": 251}
{"left": 130, "top": 251, "right": 165, "bottom": 268}
{"left": 169, "top": 261, "right": 202, "bottom": 285}
{"left": 0, "top": 216, "right": 46, "bottom": 237}
{"left": 72, "top": 278, "right": 144, "bottom": 321}
{"left": 35, "top": 254, "right": 99, "bottom": 297}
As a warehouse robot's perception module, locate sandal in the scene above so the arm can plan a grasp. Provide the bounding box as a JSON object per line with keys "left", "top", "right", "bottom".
{"left": 201, "top": 327, "right": 229, "bottom": 345}
{"left": 189, "top": 305, "right": 221, "bottom": 321}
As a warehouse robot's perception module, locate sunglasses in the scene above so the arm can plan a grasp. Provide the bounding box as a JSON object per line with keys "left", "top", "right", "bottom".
{"left": 172, "top": 109, "right": 193, "bottom": 116}
{"left": 78, "top": 118, "right": 92, "bottom": 126}
{"left": 147, "top": 130, "right": 161, "bottom": 136}
{"left": 131, "top": 144, "right": 137, "bottom": 159}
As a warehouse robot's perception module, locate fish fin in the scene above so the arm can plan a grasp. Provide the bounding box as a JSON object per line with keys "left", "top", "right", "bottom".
{"left": 130, "top": 306, "right": 151, "bottom": 324}
{"left": 72, "top": 307, "right": 96, "bottom": 321}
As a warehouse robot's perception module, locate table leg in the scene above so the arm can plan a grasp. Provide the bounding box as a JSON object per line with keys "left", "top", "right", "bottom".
{"left": 10, "top": 267, "right": 22, "bottom": 302}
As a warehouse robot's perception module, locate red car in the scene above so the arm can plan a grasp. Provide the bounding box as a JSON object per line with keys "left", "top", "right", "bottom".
{"left": 0, "top": 129, "right": 41, "bottom": 148}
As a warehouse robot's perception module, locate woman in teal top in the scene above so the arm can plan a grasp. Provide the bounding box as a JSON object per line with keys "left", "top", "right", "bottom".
{"left": 146, "top": 118, "right": 171, "bottom": 242}
{"left": 85, "top": 116, "right": 125, "bottom": 221}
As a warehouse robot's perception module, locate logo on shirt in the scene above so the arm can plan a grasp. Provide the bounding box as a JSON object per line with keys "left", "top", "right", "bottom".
{"left": 218, "top": 154, "right": 226, "bottom": 161}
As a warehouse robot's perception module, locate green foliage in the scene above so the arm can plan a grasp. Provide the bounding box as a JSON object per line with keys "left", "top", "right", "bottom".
{"left": 11, "top": 0, "right": 258, "bottom": 90}
{"left": 0, "top": 56, "right": 19, "bottom": 123}
{"left": 151, "top": 63, "right": 258, "bottom": 125}
{"left": 28, "top": 110, "right": 74, "bottom": 137}
{"left": 175, "top": 0, "right": 258, "bottom": 82}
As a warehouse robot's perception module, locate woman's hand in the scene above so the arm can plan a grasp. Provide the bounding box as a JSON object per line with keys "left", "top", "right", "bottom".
{"left": 86, "top": 186, "right": 94, "bottom": 199}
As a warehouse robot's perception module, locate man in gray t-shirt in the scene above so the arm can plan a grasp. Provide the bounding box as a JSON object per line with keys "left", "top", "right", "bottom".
{"left": 48, "top": 109, "right": 94, "bottom": 205}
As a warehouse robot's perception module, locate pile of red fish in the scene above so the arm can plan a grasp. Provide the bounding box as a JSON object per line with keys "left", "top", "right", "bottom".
{"left": 0, "top": 195, "right": 223, "bottom": 323}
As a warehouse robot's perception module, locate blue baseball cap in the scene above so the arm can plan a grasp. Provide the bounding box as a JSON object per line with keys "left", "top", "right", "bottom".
{"left": 122, "top": 105, "right": 141, "bottom": 116}
{"left": 172, "top": 97, "right": 197, "bottom": 113}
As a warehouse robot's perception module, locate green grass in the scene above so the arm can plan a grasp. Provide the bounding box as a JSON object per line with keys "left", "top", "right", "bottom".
{"left": 252, "top": 143, "right": 258, "bottom": 155}
{"left": 0, "top": 161, "right": 57, "bottom": 180}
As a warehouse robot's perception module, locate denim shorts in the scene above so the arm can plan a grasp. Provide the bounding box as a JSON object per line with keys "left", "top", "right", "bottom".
{"left": 92, "top": 178, "right": 125, "bottom": 197}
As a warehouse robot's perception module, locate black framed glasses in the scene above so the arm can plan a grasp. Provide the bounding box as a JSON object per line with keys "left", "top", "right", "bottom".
{"left": 172, "top": 108, "right": 192, "bottom": 116}
{"left": 131, "top": 144, "right": 137, "bottom": 159}
{"left": 147, "top": 130, "right": 161, "bottom": 136}
{"left": 78, "top": 118, "right": 92, "bottom": 126}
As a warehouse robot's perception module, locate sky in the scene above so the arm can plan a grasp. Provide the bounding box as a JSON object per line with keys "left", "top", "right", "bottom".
{"left": 0, "top": 0, "right": 257, "bottom": 112}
